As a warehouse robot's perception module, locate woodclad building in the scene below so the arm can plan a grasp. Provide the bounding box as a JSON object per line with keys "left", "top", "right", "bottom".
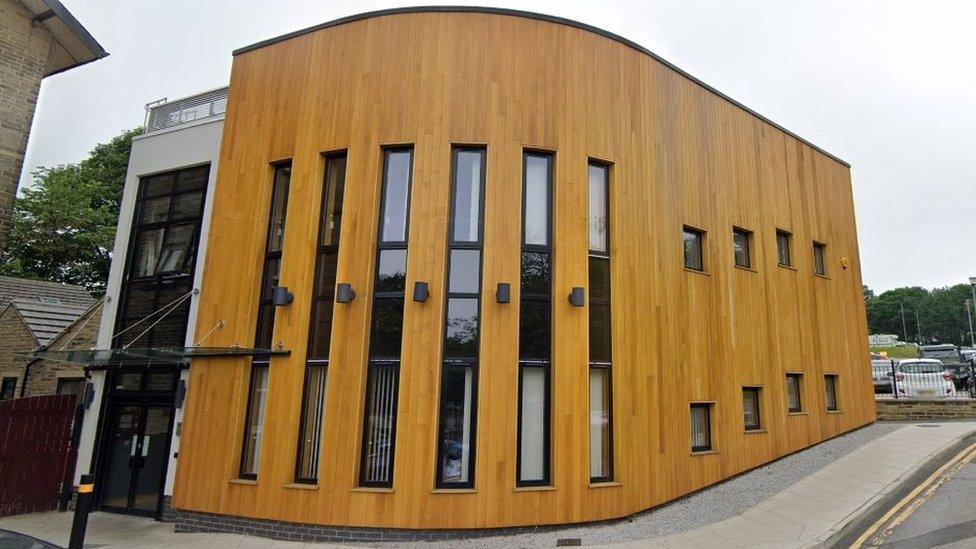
{"left": 173, "top": 7, "right": 873, "bottom": 533}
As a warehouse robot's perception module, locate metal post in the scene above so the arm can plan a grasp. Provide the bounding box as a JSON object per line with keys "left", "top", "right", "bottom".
{"left": 68, "top": 474, "right": 94, "bottom": 549}
{"left": 900, "top": 302, "right": 908, "bottom": 344}
{"left": 915, "top": 310, "right": 922, "bottom": 344}
{"left": 890, "top": 359, "right": 898, "bottom": 399}
{"left": 966, "top": 299, "right": 975, "bottom": 349}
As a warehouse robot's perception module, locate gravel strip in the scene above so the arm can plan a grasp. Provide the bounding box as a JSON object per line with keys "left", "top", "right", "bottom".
{"left": 398, "top": 422, "right": 902, "bottom": 548}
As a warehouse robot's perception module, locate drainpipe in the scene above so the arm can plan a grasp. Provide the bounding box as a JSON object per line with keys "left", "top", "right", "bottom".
{"left": 20, "top": 343, "right": 47, "bottom": 397}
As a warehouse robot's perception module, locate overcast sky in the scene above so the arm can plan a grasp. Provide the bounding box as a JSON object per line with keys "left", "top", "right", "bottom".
{"left": 21, "top": 0, "right": 976, "bottom": 292}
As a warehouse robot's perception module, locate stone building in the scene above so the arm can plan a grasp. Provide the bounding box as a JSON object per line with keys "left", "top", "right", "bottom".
{"left": 0, "top": 0, "right": 106, "bottom": 250}
{"left": 0, "top": 275, "right": 99, "bottom": 398}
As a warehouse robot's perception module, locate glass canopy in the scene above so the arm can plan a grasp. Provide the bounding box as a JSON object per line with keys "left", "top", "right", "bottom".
{"left": 22, "top": 346, "right": 289, "bottom": 366}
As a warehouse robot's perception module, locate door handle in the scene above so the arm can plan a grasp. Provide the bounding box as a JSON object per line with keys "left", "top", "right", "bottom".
{"left": 142, "top": 435, "right": 150, "bottom": 457}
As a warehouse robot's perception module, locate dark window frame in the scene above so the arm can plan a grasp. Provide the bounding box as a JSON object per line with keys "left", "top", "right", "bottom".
{"left": 294, "top": 152, "right": 347, "bottom": 485}
{"left": 359, "top": 147, "right": 414, "bottom": 488}
{"left": 435, "top": 146, "right": 486, "bottom": 489}
{"left": 776, "top": 229, "right": 793, "bottom": 267}
{"left": 786, "top": 373, "right": 804, "bottom": 413}
{"left": 690, "top": 403, "right": 713, "bottom": 452}
{"left": 824, "top": 374, "right": 839, "bottom": 411}
{"left": 813, "top": 241, "right": 827, "bottom": 276}
{"left": 516, "top": 150, "right": 553, "bottom": 487}
{"left": 588, "top": 159, "right": 614, "bottom": 483}
{"left": 683, "top": 225, "right": 706, "bottom": 272}
{"left": 239, "top": 161, "right": 291, "bottom": 480}
{"left": 742, "top": 387, "right": 762, "bottom": 431}
{"left": 0, "top": 377, "right": 17, "bottom": 400}
{"left": 732, "top": 226, "right": 753, "bottom": 269}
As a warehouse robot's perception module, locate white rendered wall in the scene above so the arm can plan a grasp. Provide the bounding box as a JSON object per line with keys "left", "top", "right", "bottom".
{"left": 76, "top": 116, "right": 224, "bottom": 495}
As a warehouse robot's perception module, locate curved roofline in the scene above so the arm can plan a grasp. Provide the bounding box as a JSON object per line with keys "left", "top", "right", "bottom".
{"left": 233, "top": 6, "right": 850, "bottom": 168}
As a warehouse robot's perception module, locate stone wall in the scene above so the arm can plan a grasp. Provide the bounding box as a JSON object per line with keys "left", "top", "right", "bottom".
{"left": 0, "top": 304, "right": 37, "bottom": 396}
{"left": 22, "top": 305, "right": 100, "bottom": 396}
{"left": 0, "top": 0, "right": 53, "bottom": 251}
{"left": 876, "top": 398, "right": 976, "bottom": 420}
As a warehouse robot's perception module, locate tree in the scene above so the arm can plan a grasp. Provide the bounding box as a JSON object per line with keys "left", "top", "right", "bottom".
{"left": 865, "top": 283, "right": 975, "bottom": 346}
{"left": 0, "top": 128, "right": 141, "bottom": 293}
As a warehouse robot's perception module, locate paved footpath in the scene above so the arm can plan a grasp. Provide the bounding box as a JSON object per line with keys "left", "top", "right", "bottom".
{"left": 1, "top": 421, "right": 974, "bottom": 548}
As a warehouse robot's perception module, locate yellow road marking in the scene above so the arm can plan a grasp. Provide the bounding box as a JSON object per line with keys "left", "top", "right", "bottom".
{"left": 850, "top": 441, "right": 976, "bottom": 548}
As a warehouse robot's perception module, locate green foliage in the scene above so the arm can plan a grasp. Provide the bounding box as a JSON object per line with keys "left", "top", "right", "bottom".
{"left": 0, "top": 128, "right": 141, "bottom": 293}
{"left": 869, "top": 346, "right": 919, "bottom": 359}
{"left": 865, "top": 283, "right": 976, "bottom": 346}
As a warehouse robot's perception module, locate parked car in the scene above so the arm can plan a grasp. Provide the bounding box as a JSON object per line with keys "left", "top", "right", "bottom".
{"left": 894, "top": 359, "right": 957, "bottom": 398}
{"left": 918, "top": 344, "right": 971, "bottom": 391}
{"left": 961, "top": 348, "right": 976, "bottom": 365}
{"left": 871, "top": 354, "right": 895, "bottom": 394}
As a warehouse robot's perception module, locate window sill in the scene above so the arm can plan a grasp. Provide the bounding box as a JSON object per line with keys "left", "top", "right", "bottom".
{"left": 515, "top": 485, "right": 556, "bottom": 492}
{"left": 787, "top": 411, "right": 810, "bottom": 416}
{"left": 815, "top": 273, "right": 831, "bottom": 280}
{"left": 588, "top": 481, "right": 622, "bottom": 489}
{"left": 229, "top": 478, "right": 257, "bottom": 486}
{"left": 283, "top": 483, "right": 318, "bottom": 491}
{"left": 691, "top": 449, "right": 718, "bottom": 456}
{"left": 684, "top": 268, "right": 710, "bottom": 276}
{"left": 777, "top": 263, "right": 797, "bottom": 271}
{"left": 744, "top": 428, "right": 767, "bottom": 435}
{"left": 734, "top": 265, "right": 757, "bottom": 273}
{"left": 430, "top": 488, "right": 477, "bottom": 494}
{"left": 352, "top": 487, "right": 394, "bottom": 493}
{"left": 827, "top": 409, "right": 843, "bottom": 414}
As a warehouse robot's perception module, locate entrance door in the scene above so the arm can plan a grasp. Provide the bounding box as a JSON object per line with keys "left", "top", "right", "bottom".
{"left": 99, "top": 402, "right": 172, "bottom": 514}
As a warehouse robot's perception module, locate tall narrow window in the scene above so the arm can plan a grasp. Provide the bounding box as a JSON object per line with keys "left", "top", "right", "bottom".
{"left": 436, "top": 147, "right": 485, "bottom": 488}
{"left": 786, "top": 373, "right": 803, "bottom": 413}
{"left": 241, "top": 163, "right": 291, "bottom": 479}
{"left": 294, "top": 154, "right": 346, "bottom": 483}
{"left": 683, "top": 226, "right": 705, "bottom": 271}
{"left": 733, "top": 227, "right": 752, "bottom": 269}
{"left": 360, "top": 148, "right": 413, "bottom": 487}
{"left": 824, "top": 374, "right": 839, "bottom": 411}
{"left": 813, "top": 242, "right": 827, "bottom": 276}
{"left": 690, "top": 404, "right": 713, "bottom": 452}
{"left": 742, "top": 387, "right": 761, "bottom": 431}
{"left": 517, "top": 152, "right": 552, "bottom": 486}
{"left": 588, "top": 161, "right": 613, "bottom": 482}
{"left": 776, "top": 230, "right": 792, "bottom": 267}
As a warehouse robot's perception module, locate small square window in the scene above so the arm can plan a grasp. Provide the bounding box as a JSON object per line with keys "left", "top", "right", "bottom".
{"left": 813, "top": 242, "right": 827, "bottom": 276}
{"left": 824, "top": 375, "right": 839, "bottom": 411}
{"left": 786, "top": 374, "right": 803, "bottom": 413}
{"left": 683, "top": 227, "right": 705, "bottom": 271}
{"left": 733, "top": 228, "right": 752, "bottom": 269}
{"left": 742, "top": 388, "right": 761, "bottom": 430}
{"left": 776, "top": 230, "right": 792, "bottom": 267}
{"left": 690, "top": 403, "right": 712, "bottom": 452}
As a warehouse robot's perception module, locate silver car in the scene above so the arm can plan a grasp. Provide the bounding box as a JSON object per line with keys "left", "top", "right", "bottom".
{"left": 871, "top": 354, "right": 895, "bottom": 394}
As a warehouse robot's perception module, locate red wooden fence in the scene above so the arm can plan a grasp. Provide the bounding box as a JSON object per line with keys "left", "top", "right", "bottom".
{"left": 0, "top": 394, "right": 76, "bottom": 517}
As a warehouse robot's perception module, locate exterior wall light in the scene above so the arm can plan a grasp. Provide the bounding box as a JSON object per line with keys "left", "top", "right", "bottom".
{"left": 413, "top": 281, "right": 430, "bottom": 303}
{"left": 174, "top": 379, "right": 187, "bottom": 409}
{"left": 272, "top": 286, "right": 294, "bottom": 306}
{"left": 568, "top": 287, "right": 585, "bottom": 307}
{"left": 336, "top": 283, "right": 356, "bottom": 303}
{"left": 496, "top": 283, "right": 511, "bottom": 304}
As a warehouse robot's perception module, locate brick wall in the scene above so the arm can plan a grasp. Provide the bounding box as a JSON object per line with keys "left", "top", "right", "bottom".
{"left": 22, "top": 306, "right": 100, "bottom": 396}
{"left": 0, "top": 305, "right": 38, "bottom": 396}
{"left": 876, "top": 399, "right": 976, "bottom": 420}
{"left": 0, "top": 0, "right": 53, "bottom": 251}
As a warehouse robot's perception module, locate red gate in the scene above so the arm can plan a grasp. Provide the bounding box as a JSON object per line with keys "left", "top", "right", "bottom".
{"left": 0, "top": 394, "right": 77, "bottom": 517}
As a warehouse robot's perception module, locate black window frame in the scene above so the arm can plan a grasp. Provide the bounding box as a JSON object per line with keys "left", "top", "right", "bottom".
{"left": 516, "top": 150, "right": 553, "bottom": 487}
{"left": 732, "top": 226, "right": 752, "bottom": 269}
{"left": 0, "top": 377, "right": 17, "bottom": 400}
{"left": 776, "top": 229, "right": 793, "bottom": 267}
{"left": 742, "top": 387, "right": 762, "bottom": 431}
{"left": 588, "top": 159, "right": 614, "bottom": 483}
{"left": 786, "top": 373, "right": 803, "bottom": 413}
{"left": 293, "top": 152, "right": 347, "bottom": 484}
{"left": 435, "top": 146, "right": 486, "bottom": 489}
{"left": 239, "top": 161, "right": 292, "bottom": 480}
{"left": 683, "top": 225, "right": 706, "bottom": 272}
{"left": 813, "top": 241, "right": 827, "bottom": 276}
{"left": 824, "top": 374, "right": 839, "bottom": 412}
{"left": 359, "top": 147, "right": 414, "bottom": 488}
{"left": 690, "top": 403, "right": 713, "bottom": 453}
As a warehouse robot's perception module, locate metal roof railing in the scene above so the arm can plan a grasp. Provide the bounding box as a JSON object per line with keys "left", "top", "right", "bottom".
{"left": 144, "top": 87, "right": 228, "bottom": 134}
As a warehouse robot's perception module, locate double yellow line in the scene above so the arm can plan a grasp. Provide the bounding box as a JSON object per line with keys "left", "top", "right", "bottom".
{"left": 850, "top": 440, "right": 976, "bottom": 548}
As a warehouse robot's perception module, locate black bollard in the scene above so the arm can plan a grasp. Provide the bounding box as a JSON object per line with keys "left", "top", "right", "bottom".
{"left": 68, "top": 474, "right": 94, "bottom": 549}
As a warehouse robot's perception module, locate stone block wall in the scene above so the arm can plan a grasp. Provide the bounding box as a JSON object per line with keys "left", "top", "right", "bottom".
{"left": 0, "top": 304, "right": 37, "bottom": 396}
{"left": 876, "top": 398, "right": 976, "bottom": 420}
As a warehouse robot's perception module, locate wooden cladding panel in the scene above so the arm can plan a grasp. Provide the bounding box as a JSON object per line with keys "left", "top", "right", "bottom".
{"left": 173, "top": 11, "right": 873, "bottom": 529}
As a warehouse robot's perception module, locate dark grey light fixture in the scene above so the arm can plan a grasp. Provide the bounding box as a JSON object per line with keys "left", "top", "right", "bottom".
{"left": 413, "top": 281, "right": 429, "bottom": 303}
{"left": 174, "top": 379, "right": 187, "bottom": 409}
{"left": 336, "top": 283, "right": 356, "bottom": 303}
{"left": 272, "top": 286, "right": 294, "bottom": 306}
{"left": 83, "top": 382, "right": 95, "bottom": 409}
{"left": 568, "top": 287, "right": 585, "bottom": 307}
{"left": 496, "top": 283, "right": 511, "bottom": 304}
